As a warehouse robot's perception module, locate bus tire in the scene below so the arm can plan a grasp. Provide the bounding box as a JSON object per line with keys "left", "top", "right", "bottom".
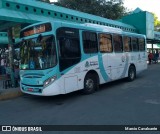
{"left": 82, "top": 73, "right": 99, "bottom": 95}
{"left": 128, "top": 65, "right": 136, "bottom": 81}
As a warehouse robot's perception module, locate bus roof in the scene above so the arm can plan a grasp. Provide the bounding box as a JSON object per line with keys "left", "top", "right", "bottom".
{"left": 21, "top": 20, "right": 146, "bottom": 38}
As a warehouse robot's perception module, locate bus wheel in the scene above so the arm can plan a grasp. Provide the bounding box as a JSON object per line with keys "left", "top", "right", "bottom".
{"left": 82, "top": 73, "right": 98, "bottom": 94}
{"left": 128, "top": 66, "right": 136, "bottom": 81}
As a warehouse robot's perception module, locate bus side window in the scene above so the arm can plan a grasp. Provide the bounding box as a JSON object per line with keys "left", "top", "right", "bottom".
{"left": 113, "top": 34, "right": 123, "bottom": 53}
{"left": 132, "top": 37, "right": 139, "bottom": 52}
{"left": 139, "top": 38, "right": 145, "bottom": 51}
{"left": 82, "top": 31, "right": 98, "bottom": 53}
{"left": 123, "top": 36, "right": 132, "bottom": 52}
{"left": 99, "top": 33, "right": 112, "bottom": 53}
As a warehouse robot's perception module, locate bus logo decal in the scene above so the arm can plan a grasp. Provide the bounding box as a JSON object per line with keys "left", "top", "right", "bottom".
{"left": 85, "top": 61, "right": 90, "bottom": 68}
{"left": 85, "top": 61, "right": 98, "bottom": 68}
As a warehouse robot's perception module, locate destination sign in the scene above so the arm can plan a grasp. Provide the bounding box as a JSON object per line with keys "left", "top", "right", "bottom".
{"left": 20, "top": 23, "right": 52, "bottom": 37}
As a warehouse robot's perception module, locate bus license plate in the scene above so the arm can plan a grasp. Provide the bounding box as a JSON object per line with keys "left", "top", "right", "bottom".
{"left": 28, "top": 88, "right": 33, "bottom": 92}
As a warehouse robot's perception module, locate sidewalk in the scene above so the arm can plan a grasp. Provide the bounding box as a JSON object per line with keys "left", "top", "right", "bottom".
{"left": 0, "top": 80, "right": 23, "bottom": 101}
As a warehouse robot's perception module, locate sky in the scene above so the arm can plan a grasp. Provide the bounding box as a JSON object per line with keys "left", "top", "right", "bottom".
{"left": 124, "top": 0, "right": 160, "bottom": 19}
{"left": 50, "top": 0, "right": 160, "bottom": 19}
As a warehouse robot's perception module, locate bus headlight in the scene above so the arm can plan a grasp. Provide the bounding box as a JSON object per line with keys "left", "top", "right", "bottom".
{"left": 43, "top": 75, "right": 57, "bottom": 87}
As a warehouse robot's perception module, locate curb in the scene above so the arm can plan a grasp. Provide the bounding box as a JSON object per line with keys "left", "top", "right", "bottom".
{"left": 0, "top": 89, "right": 23, "bottom": 101}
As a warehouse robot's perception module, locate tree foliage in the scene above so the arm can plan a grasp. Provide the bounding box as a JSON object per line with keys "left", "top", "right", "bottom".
{"left": 152, "top": 13, "right": 160, "bottom": 31}
{"left": 54, "top": 0, "right": 127, "bottom": 20}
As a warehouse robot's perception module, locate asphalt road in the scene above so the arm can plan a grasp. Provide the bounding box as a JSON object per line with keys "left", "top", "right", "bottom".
{"left": 0, "top": 64, "right": 160, "bottom": 133}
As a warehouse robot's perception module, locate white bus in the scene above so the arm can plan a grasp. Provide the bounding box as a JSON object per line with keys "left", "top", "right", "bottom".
{"left": 19, "top": 20, "right": 147, "bottom": 96}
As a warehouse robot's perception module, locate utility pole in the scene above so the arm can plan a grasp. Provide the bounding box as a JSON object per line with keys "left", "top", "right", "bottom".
{"left": 151, "top": 43, "right": 154, "bottom": 53}
{"left": 7, "top": 27, "right": 15, "bottom": 87}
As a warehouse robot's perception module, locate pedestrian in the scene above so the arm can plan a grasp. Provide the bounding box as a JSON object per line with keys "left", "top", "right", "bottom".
{"left": 14, "top": 65, "right": 19, "bottom": 87}
{"left": 155, "top": 50, "right": 159, "bottom": 63}
{"left": 148, "top": 52, "right": 153, "bottom": 65}
{"left": 0, "top": 56, "right": 6, "bottom": 74}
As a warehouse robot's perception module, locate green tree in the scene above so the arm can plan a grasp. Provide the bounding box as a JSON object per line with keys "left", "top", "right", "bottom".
{"left": 152, "top": 13, "right": 160, "bottom": 31}
{"left": 54, "top": 0, "right": 127, "bottom": 20}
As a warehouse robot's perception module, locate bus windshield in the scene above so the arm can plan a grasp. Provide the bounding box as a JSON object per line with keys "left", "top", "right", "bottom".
{"left": 20, "top": 35, "right": 57, "bottom": 70}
